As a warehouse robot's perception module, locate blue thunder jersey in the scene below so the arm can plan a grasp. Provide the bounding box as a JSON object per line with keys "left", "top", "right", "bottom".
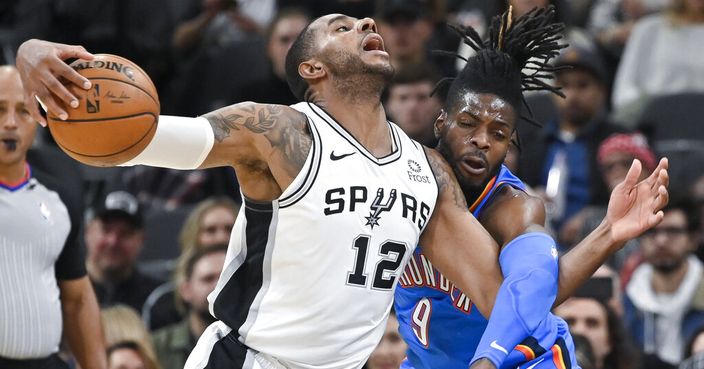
{"left": 395, "top": 165, "right": 576, "bottom": 369}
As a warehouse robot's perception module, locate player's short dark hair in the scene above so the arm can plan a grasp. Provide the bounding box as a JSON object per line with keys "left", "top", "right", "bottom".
{"left": 439, "top": 6, "right": 567, "bottom": 127}
{"left": 285, "top": 19, "right": 318, "bottom": 102}
{"left": 184, "top": 244, "right": 229, "bottom": 280}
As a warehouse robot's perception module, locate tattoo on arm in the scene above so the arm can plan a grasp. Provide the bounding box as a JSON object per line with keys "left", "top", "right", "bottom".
{"left": 207, "top": 104, "right": 273, "bottom": 142}
{"left": 425, "top": 148, "right": 468, "bottom": 210}
{"left": 204, "top": 103, "right": 311, "bottom": 176}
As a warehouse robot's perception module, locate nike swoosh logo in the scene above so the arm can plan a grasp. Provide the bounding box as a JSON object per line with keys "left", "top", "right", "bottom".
{"left": 490, "top": 340, "right": 509, "bottom": 355}
{"left": 524, "top": 358, "right": 545, "bottom": 369}
{"left": 330, "top": 151, "right": 356, "bottom": 161}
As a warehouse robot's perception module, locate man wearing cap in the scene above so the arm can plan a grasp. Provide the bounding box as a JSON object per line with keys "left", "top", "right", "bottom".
{"left": 0, "top": 65, "right": 106, "bottom": 369}
{"left": 85, "top": 190, "right": 162, "bottom": 313}
{"left": 517, "top": 45, "right": 626, "bottom": 234}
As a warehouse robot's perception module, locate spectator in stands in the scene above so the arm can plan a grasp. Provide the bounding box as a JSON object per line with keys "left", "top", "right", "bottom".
{"left": 587, "top": 0, "right": 667, "bottom": 65}
{"left": 107, "top": 341, "right": 160, "bottom": 369}
{"left": 364, "top": 309, "right": 407, "bottom": 369}
{"left": 560, "top": 133, "right": 656, "bottom": 267}
{"left": 572, "top": 334, "right": 597, "bottom": 369}
{"left": 179, "top": 196, "right": 240, "bottom": 252}
{"left": 277, "top": 0, "right": 375, "bottom": 19}
{"left": 624, "top": 200, "right": 704, "bottom": 368}
{"left": 152, "top": 245, "right": 227, "bottom": 369}
{"left": 377, "top": 0, "right": 443, "bottom": 74}
{"left": 101, "top": 305, "right": 160, "bottom": 369}
{"left": 517, "top": 45, "right": 625, "bottom": 231}
{"left": 86, "top": 191, "right": 162, "bottom": 312}
{"left": 384, "top": 62, "right": 443, "bottom": 147}
{"left": 167, "top": 0, "right": 270, "bottom": 116}
{"left": 681, "top": 327, "right": 704, "bottom": 369}
{"left": 112, "top": 165, "right": 240, "bottom": 214}
{"left": 0, "top": 65, "right": 106, "bottom": 369}
{"left": 612, "top": 0, "right": 704, "bottom": 122}
{"left": 143, "top": 197, "right": 238, "bottom": 331}
{"left": 692, "top": 175, "right": 704, "bottom": 261}
{"left": 554, "top": 293, "right": 639, "bottom": 369}
{"left": 237, "top": 8, "right": 311, "bottom": 105}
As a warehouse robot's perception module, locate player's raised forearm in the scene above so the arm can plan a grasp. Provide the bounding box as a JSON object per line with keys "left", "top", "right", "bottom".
{"left": 554, "top": 158, "right": 669, "bottom": 306}
{"left": 555, "top": 221, "right": 614, "bottom": 306}
{"left": 420, "top": 149, "right": 502, "bottom": 318}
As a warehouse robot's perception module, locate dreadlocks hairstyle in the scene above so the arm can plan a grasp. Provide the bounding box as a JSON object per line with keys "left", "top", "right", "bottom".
{"left": 439, "top": 5, "right": 567, "bottom": 127}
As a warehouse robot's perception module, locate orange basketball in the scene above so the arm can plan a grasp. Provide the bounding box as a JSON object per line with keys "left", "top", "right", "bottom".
{"left": 47, "top": 54, "right": 159, "bottom": 167}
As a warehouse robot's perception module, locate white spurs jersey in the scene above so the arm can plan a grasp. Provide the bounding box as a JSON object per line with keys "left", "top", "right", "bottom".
{"left": 207, "top": 102, "right": 438, "bottom": 369}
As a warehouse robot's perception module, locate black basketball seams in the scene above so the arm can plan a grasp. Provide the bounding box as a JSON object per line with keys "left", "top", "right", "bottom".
{"left": 52, "top": 113, "right": 157, "bottom": 158}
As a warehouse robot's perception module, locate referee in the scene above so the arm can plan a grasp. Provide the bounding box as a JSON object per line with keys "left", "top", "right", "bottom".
{"left": 0, "top": 66, "right": 107, "bottom": 369}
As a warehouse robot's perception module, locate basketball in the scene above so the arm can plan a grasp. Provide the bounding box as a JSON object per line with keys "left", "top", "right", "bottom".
{"left": 47, "top": 54, "right": 159, "bottom": 167}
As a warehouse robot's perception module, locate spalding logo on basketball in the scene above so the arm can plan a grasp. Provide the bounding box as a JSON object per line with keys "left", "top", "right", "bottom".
{"left": 47, "top": 54, "right": 160, "bottom": 167}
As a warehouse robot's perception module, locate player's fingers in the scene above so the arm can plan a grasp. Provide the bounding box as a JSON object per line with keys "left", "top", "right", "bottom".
{"left": 41, "top": 69, "right": 78, "bottom": 111}
{"left": 648, "top": 157, "right": 669, "bottom": 188}
{"left": 26, "top": 92, "right": 47, "bottom": 127}
{"left": 57, "top": 44, "right": 94, "bottom": 62}
{"left": 54, "top": 60, "right": 91, "bottom": 92}
{"left": 658, "top": 166, "right": 669, "bottom": 189}
{"left": 623, "top": 159, "right": 641, "bottom": 189}
{"left": 656, "top": 185, "right": 669, "bottom": 210}
{"left": 35, "top": 83, "right": 68, "bottom": 121}
{"left": 649, "top": 210, "right": 665, "bottom": 228}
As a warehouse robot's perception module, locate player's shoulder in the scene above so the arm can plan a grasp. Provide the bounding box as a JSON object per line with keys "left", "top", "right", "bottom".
{"left": 481, "top": 186, "right": 547, "bottom": 245}
{"left": 488, "top": 186, "right": 545, "bottom": 219}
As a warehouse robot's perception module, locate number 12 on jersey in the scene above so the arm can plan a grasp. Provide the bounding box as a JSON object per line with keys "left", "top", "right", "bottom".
{"left": 346, "top": 235, "right": 407, "bottom": 290}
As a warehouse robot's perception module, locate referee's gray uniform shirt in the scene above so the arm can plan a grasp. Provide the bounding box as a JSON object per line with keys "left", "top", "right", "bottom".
{"left": 0, "top": 176, "right": 77, "bottom": 359}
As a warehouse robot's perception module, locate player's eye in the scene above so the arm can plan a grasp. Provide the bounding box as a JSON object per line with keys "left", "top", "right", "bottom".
{"left": 493, "top": 130, "right": 507, "bottom": 140}
{"left": 336, "top": 25, "right": 350, "bottom": 32}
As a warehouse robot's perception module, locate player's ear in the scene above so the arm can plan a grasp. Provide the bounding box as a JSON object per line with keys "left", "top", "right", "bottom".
{"left": 434, "top": 109, "right": 447, "bottom": 139}
{"left": 299, "top": 60, "right": 326, "bottom": 81}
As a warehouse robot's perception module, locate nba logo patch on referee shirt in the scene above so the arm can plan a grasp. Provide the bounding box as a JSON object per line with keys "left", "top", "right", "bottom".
{"left": 39, "top": 201, "right": 52, "bottom": 222}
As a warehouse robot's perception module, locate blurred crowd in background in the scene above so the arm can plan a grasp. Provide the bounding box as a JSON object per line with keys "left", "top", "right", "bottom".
{"left": 2, "top": 0, "right": 704, "bottom": 368}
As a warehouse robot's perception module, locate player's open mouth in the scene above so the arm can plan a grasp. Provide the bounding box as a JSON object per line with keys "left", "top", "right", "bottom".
{"left": 462, "top": 156, "right": 487, "bottom": 175}
{"left": 362, "top": 34, "right": 387, "bottom": 55}
{"left": 1, "top": 139, "right": 17, "bottom": 151}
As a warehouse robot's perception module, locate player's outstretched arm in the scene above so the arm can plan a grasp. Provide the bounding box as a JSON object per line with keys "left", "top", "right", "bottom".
{"left": 419, "top": 148, "right": 502, "bottom": 319}
{"left": 116, "top": 102, "right": 310, "bottom": 201}
{"left": 16, "top": 39, "right": 95, "bottom": 125}
{"left": 555, "top": 158, "right": 669, "bottom": 305}
{"left": 16, "top": 39, "right": 313, "bottom": 201}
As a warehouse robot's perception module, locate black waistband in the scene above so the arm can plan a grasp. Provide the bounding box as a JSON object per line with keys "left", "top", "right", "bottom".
{"left": 0, "top": 354, "right": 68, "bottom": 369}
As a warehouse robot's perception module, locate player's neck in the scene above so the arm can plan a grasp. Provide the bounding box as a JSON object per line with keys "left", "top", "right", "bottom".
{"left": 0, "top": 160, "right": 28, "bottom": 186}
{"left": 316, "top": 93, "right": 392, "bottom": 157}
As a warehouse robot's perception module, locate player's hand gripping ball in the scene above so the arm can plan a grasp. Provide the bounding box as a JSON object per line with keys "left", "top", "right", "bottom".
{"left": 47, "top": 54, "right": 159, "bottom": 167}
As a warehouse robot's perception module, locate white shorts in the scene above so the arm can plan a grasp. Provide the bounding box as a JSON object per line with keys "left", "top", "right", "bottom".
{"left": 185, "top": 321, "right": 288, "bottom": 369}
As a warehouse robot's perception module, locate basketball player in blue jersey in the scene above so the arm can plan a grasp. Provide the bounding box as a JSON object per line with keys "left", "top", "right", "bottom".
{"left": 17, "top": 12, "right": 667, "bottom": 369}
{"left": 395, "top": 7, "right": 668, "bottom": 369}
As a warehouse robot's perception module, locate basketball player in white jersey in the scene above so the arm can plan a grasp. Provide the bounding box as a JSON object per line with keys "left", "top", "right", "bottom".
{"left": 17, "top": 14, "right": 668, "bottom": 369}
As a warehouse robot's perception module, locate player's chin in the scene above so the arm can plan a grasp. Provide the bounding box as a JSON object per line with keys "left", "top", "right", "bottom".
{"left": 362, "top": 52, "right": 393, "bottom": 69}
